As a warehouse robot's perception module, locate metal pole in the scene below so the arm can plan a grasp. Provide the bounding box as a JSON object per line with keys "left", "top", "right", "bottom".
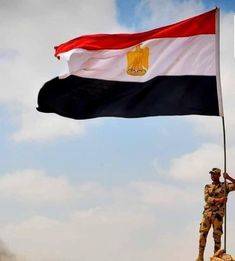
{"left": 215, "top": 7, "right": 227, "bottom": 252}
{"left": 222, "top": 116, "right": 227, "bottom": 252}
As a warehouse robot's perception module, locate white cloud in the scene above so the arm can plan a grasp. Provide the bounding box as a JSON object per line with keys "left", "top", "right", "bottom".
{"left": 153, "top": 141, "right": 235, "bottom": 186}
{"left": 1, "top": 209, "right": 155, "bottom": 261}
{"left": 154, "top": 143, "right": 223, "bottom": 183}
{"left": 0, "top": 203, "right": 201, "bottom": 261}
{"left": 0, "top": 0, "right": 126, "bottom": 142}
{"left": 0, "top": 168, "right": 199, "bottom": 207}
{"left": 0, "top": 168, "right": 234, "bottom": 261}
{"left": 0, "top": 169, "right": 202, "bottom": 260}
{"left": 11, "top": 110, "right": 85, "bottom": 142}
{"left": 0, "top": 201, "right": 231, "bottom": 261}
{"left": 0, "top": 170, "right": 75, "bottom": 204}
{"left": 116, "top": 181, "right": 200, "bottom": 207}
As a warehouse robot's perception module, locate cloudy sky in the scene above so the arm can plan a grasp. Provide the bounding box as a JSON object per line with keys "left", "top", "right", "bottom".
{"left": 0, "top": 0, "right": 235, "bottom": 260}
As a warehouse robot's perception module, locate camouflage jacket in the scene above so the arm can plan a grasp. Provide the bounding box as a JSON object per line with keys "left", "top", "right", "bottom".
{"left": 203, "top": 182, "right": 235, "bottom": 217}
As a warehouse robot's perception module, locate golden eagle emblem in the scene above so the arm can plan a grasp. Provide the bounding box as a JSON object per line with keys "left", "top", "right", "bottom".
{"left": 126, "top": 44, "right": 149, "bottom": 76}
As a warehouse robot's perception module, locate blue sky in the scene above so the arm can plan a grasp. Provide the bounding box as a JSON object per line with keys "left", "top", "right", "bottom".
{"left": 203, "top": 0, "right": 235, "bottom": 11}
{"left": 0, "top": 1, "right": 235, "bottom": 260}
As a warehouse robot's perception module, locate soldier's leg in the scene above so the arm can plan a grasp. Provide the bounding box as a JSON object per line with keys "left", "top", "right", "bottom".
{"left": 212, "top": 214, "right": 223, "bottom": 253}
{"left": 196, "top": 215, "right": 212, "bottom": 261}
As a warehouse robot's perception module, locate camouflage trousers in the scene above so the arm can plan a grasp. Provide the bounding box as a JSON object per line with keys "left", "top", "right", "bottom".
{"left": 199, "top": 213, "right": 223, "bottom": 254}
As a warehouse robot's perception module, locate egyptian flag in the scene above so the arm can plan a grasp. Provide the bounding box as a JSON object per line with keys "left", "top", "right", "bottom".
{"left": 37, "top": 8, "right": 223, "bottom": 120}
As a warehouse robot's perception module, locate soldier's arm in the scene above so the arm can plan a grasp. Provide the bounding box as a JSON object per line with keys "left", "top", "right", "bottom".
{"left": 213, "top": 197, "right": 227, "bottom": 204}
{"left": 204, "top": 185, "right": 227, "bottom": 204}
{"left": 204, "top": 185, "right": 213, "bottom": 203}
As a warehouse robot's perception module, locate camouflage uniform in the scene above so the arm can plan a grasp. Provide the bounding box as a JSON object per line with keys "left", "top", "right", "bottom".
{"left": 198, "top": 182, "right": 234, "bottom": 259}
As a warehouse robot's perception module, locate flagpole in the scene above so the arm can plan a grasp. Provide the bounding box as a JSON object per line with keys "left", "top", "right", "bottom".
{"left": 215, "top": 7, "right": 227, "bottom": 252}
{"left": 222, "top": 116, "right": 227, "bottom": 252}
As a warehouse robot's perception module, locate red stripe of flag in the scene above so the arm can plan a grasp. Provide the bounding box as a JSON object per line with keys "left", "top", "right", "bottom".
{"left": 54, "top": 9, "right": 216, "bottom": 57}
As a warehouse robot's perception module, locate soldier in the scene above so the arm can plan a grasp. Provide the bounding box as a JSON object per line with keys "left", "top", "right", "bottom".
{"left": 196, "top": 168, "right": 235, "bottom": 261}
